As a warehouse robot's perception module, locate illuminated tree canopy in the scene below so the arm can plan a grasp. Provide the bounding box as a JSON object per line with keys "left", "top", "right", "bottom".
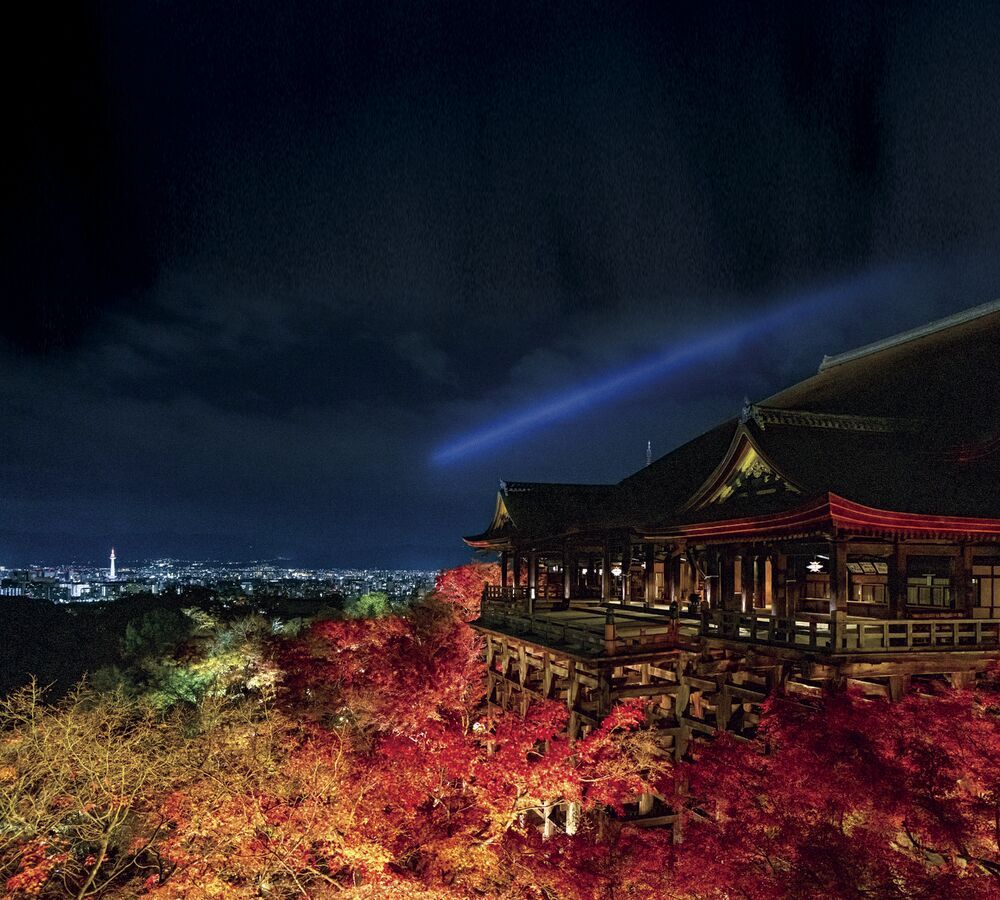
{"left": 2, "top": 564, "right": 1000, "bottom": 897}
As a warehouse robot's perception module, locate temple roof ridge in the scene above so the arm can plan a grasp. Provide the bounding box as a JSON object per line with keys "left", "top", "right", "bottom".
{"left": 818, "top": 298, "right": 1000, "bottom": 373}
{"left": 501, "top": 480, "right": 613, "bottom": 492}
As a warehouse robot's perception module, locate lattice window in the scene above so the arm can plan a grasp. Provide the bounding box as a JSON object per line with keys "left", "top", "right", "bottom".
{"left": 906, "top": 556, "right": 953, "bottom": 609}
{"left": 973, "top": 560, "right": 1000, "bottom": 606}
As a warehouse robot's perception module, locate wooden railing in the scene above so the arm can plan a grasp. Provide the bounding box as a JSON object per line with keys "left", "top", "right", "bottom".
{"left": 482, "top": 585, "right": 528, "bottom": 604}
{"left": 477, "top": 604, "right": 606, "bottom": 654}
{"left": 836, "top": 618, "right": 1000, "bottom": 653}
{"left": 609, "top": 621, "right": 686, "bottom": 654}
{"left": 476, "top": 599, "right": 688, "bottom": 656}
{"left": 702, "top": 610, "right": 834, "bottom": 651}
{"left": 478, "top": 594, "right": 1000, "bottom": 657}
{"left": 703, "top": 610, "right": 1000, "bottom": 654}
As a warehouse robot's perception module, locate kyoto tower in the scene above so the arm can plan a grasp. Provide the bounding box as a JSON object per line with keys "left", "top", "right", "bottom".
{"left": 109, "top": 547, "right": 116, "bottom": 581}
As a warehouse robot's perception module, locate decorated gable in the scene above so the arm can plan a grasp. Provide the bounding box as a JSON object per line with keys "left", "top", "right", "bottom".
{"left": 684, "top": 428, "right": 801, "bottom": 511}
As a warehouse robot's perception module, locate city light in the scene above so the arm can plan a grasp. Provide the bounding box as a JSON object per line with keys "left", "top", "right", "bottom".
{"left": 0, "top": 559, "right": 438, "bottom": 605}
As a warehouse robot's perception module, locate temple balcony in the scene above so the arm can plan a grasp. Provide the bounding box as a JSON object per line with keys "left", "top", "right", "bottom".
{"left": 703, "top": 609, "right": 1000, "bottom": 655}
{"left": 476, "top": 587, "right": 1000, "bottom": 662}
{"left": 475, "top": 587, "right": 702, "bottom": 659}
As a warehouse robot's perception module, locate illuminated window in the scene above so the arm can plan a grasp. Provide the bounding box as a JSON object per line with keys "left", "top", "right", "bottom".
{"left": 973, "top": 558, "right": 1000, "bottom": 606}
{"left": 847, "top": 559, "right": 888, "bottom": 605}
{"left": 906, "top": 556, "right": 953, "bottom": 609}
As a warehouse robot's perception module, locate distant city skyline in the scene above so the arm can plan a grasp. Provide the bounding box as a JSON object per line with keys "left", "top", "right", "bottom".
{"left": 1, "top": 555, "right": 439, "bottom": 605}
{"left": 1, "top": 554, "right": 441, "bottom": 576}
{"left": 0, "top": 544, "right": 459, "bottom": 572}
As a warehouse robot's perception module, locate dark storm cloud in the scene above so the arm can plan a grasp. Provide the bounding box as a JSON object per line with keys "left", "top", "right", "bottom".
{"left": 4, "top": 2, "right": 1000, "bottom": 566}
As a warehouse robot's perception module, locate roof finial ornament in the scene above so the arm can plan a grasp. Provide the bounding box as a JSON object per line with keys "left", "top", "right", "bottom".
{"left": 740, "top": 395, "right": 753, "bottom": 424}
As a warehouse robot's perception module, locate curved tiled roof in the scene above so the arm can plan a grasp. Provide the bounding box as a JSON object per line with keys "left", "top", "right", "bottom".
{"left": 464, "top": 302, "right": 1000, "bottom": 547}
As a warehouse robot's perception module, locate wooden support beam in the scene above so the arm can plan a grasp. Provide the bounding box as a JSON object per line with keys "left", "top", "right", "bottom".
{"left": 727, "top": 684, "right": 767, "bottom": 702}
{"left": 630, "top": 814, "right": 677, "bottom": 828}
{"left": 674, "top": 680, "right": 691, "bottom": 720}
{"left": 888, "top": 674, "right": 911, "bottom": 701}
{"left": 949, "top": 670, "right": 975, "bottom": 690}
{"left": 542, "top": 802, "right": 555, "bottom": 838}
{"left": 565, "top": 801, "right": 580, "bottom": 836}
{"left": 566, "top": 660, "right": 580, "bottom": 711}
{"left": 716, "top": 685, "right": 733, "bottom": 731}
{"left": 542, "top": 652, "right": 554, "bottom": 699}
{"left": 682, "top": 715, "right": 716, "bottom": 736}
{"left": 767, "top": 663, "right": 786, "bottom": 695}
{"left": 682, "top": 675, "right": 719, "bottom": 692}
{"left": 674, "top": 724, "right": 690, "bottom": 761}
{"left": 596, "top": 676, "right": 612, "bottom": 718}
{"left": 612, "top": 683, "right": 684, "bottom": 699}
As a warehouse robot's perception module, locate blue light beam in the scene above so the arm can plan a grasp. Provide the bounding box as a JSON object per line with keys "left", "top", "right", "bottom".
{"left": 431, "top": 266, "right": 913, "bottom": 466}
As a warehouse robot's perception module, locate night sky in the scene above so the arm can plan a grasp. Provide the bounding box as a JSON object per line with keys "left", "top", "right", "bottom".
{"left": 6, "top": 2, "right": 1000, "bottom": 568}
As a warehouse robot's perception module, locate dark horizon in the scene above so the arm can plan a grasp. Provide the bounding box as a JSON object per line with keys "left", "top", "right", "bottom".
{"left": 7, "top": 2, "right": 1000, "bottom": 569}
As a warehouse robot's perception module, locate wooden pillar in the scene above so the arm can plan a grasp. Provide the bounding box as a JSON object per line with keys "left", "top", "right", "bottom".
{"left": 513, "top": 550, "right": 522, "bottom": 588}
{"left": 829, "top": 540, "right": 849, "bottom": 613}
{"left": 774, "top": 553, "right": 787, "bottom": 616}
{"left": 644, "top": 543, "right": 656, "bottom": 607}
{"left": 889, "top": 542, "right": 906, "bottom": 618}
{"left": 720, "top": 551, "right": 735, "bottom": 611}
{"left": 706, "top": 552, "right": 719, "bottom": 609}
{"left": 717, "top": 682, "right": 733, "bottom": 731}
{"left": 596, "top": 671, "right": 613, "bottom": 718}
{"left": 622, "top": 535, "right": 632, "bottom": 605}
{"left": 541, "top": 652, "right": 554, "bottom": 699}
{"left": 672, "top": 547, "right": 684, "bottom": 607}
{"left": 527, "top": 550, "right": 537, "bottom": 613}
{"left": 949, "top": 670, "right": 975, "bottom": 690}
{"left": 739, "top": 551, "right": 752, "bottom": 612}
{"left": 562, "top": 541, "right": 572, "bottom": 601}
{"left": 604, "top": 607, "right": 617, "bottom": 655}
{"left": 767, "top": 663, "right": 786, "bottom": 695}
{"left": 542, "top": 803, "right": 555, "bottom": 838}
{"left": 602, "top": 537, "right": 612, "bottom": 602}
{"left": 888, "top": 674, "right": 910, "bottom": 702}
{"left": 830, "top": 539, "right": 849, "bottom": 648}
{"left": 500, "top": 550, "right": 508, "bottom": 587}
{"left": 566, "top": 659, "right": 580, "bottom": 741}
{"left": 565, "top": 801, "right": 580, "bottom": 835}
{"left": 955, "top": 544, "right": 974, "bottom": 614}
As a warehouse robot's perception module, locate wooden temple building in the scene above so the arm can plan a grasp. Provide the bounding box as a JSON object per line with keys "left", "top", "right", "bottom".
{"left": 464, "top": 301, "right": 1000, "bottom": 831}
